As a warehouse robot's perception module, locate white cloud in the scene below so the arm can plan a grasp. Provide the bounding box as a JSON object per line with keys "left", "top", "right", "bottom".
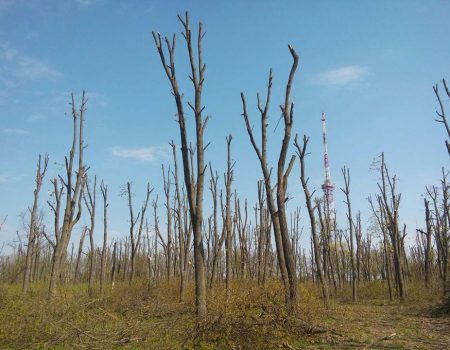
{"left": 28, "top": 113, "right": 47, "bottom": 122}
{"left": 0, "top": 176, "right": 9, "bottom": 183}
{"left": 2, "top": 128, "right": 30, "bottom": 135}
{"left": 110, "top": 145, "right": 170, "bottom": 162}
{"left": 0, "top": 42, "right": 62, "bottom": 83}
{"left": 314, "top": 65, "right": 368, "bottom": 86}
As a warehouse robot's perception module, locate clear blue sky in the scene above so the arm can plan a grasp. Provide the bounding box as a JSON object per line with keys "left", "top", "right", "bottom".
{"left": 0, "top": 0, "right": 449, "bottom": 251}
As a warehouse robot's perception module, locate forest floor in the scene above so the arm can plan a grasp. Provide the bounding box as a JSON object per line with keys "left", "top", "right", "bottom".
{"left": 0, "top": 280, "right": 448, "bottom": 349}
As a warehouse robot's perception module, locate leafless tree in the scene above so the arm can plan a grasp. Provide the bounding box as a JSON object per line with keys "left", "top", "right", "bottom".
{"left": 46, "top": 92, "right": 87, "bottom": 299}
{"left": 99, "top": 181, "right": 108, "bottom": 294}
{"left": 433, "top": 79, "right": 450, "bottom": 156}
{"left": 376, "top": 153, "right": 405, "bottom": 299}
{"left": 83, "top": 175, "right": 97, "bottom": 295}
{"left": 427, "top": 169, "right": 450, "bottom": 296}
{"left": 208, "top": 163, "right": 225, "bottom": 289}
{"left": 241, "top": 44, "right": 299, "bottom": 313}
{"left": 126, "top": 181, "right": 152, "bottom": 283}
{"left": 22, "top": 153, "right": 49, "bottom": 293}
{"left": 224, "top": 135, "right": 234, "bottom": 296}
{"left": 0, "top": 216, "right": 6, "bottom": 232}
{"left": 111, "top": 240, "right": 117, "bottom": 289}
{"left": 341, "top": 166, "right": 357, "bottom": 301}
{"left": 295, "top": 135, "right": 329, "bottom": 302}
{"left": 153, "top": 12, "right": 209, "bottom": 317}
{"left": 417, "top": 198, "right": 433, "bottom": 287}
{"left": 74, "top": 226, "right": 88, "bottom": 282}
{"left": 170, "top": 141, "right": 191, "bottom": 301}
{"left": 162, "top": 165, "right": 173, "bottom": 282}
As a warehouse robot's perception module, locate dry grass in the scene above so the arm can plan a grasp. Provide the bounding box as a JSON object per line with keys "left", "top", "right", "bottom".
{"left": 0, "top": 280, "right": 448, "bottom": 349}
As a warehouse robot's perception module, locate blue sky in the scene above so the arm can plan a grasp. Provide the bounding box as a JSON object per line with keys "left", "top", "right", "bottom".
{"left": 0, "top": 0, "right": 449, "bottom": 251}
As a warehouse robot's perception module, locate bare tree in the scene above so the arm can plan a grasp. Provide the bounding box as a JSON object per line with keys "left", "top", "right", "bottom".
{"left": 0, "top": 216, "right": 6, "bottom": 232}
{"left": 224, "top": 135, "right": 234, "bottom": 297}
{"left": 170, "top": 141, "right": 191, "bottom": 301}
{"left": 162, "top": 165, "right": 173, "bottom": 282}
{"left": 377, "top": 153, "right": 405, "bottom": 299}
{"left": 83, "top": 175, "right": 97, "bottom": 296}
{"left": 153, "top": 12, "right": 209, "bottom": 317}
{"left": 126, "top": 181, "right": 152, "bottom": 283}
{"left": 208, "top": 163, "right": 225, "bottom": 289}
{"left": 47, "top": 92, "right": 87, "bottom": 299}
{"left": 295, "top": 135, "right": 329, "bottom": 302}
{"left": 22, "top": 153, "right": 49, "bottom": 293}
{"left": 74, "top": 226, "right": 88, "bottom": 281}
{"left": 427, "top": 169, "right": 450, "bottom": 296}
{"left": 241, "top": 45, "right": 299, "bottom": 313}
{"left": 417, "top": 198, "right": 433, "bottom": 287}
{"left": 341, "top": 166, "right": 357, "bottom": 302}
{"left": 433, "top": 79, "right": 450, "bottom": 155}
{"left": 368, "top": 195, "right": 393, "bottom": 300}
{"left": 99, "top": 181, "right": 108, "bottom": 294}
{"left": 111, "top": 240, "right": 117, "bottom": 289}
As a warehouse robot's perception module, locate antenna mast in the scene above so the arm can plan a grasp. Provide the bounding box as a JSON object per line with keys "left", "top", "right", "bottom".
{"left": 321, "top": 112, "right": 335, "bottom": 219}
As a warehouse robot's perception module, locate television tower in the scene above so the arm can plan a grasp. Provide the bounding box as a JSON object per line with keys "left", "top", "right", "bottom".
{"left": 321, "top": 112, "right": 335, "bottom": 218}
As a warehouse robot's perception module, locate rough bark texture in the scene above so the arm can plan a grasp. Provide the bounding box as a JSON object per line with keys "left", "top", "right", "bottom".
{"left": 153, "top": 12, "right": 208, "bottom": 317}
{"left": 47, "top": 92, "right": 87, "bottom": 299}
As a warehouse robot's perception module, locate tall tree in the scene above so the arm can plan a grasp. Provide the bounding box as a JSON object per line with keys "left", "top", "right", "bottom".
{"left": 162, "top": 165, "right": 173, "bottom": 282}
{"left": 341, "top": 166, "right": 357, "bottom": 302}
{"left": 153, "top": 12, "right": 209, "bottom": 317}
{"left": 22, "top": 153, "right": 49, "bottom": 293}
{"left": 377, "top": 153, "right": 405, "bottom": 299}
{"left": 83, "top": 175, "right": 97, "bottom": 296}
{"left": 295, "top": 135, "right": 329, "bottom": 302}
{"left": 47, "top": 92, "right": 87, "bottom": 299}
{"left": 99, "top": 181, "right": 108, "bottom": 294}
{"left": 241, "top": 45, "right": 299, "bottom": 313}
{"left": 224, "top": 135, "right": 234, "bottom": 297}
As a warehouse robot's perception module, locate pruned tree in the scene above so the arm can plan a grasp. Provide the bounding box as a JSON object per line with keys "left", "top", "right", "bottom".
{"left": 295, "top": 135, "right": 329, "bottom": 302}
{"left": 99, "top": 180, "right": 108, "bottom": 294}
{"left": 427, "top": 169, "right": 450, "bottom": 296}
{"left": 340, "top": 166, "right": 357, "bottom": 302}
{"left": 224, "top": 135, "right": 234, "bottom": 296}
{"left": 22, "top": 153, "right": 49, "bottom": 293}
{"left": 153, "top": 12, "right": 209, "bottom": 317}
{"left": 432, "top": 79, "right": 450, "bottom": 156}
{"left": 170, "top": 141, "right": 191, "bottom": 301}
{"left": 46, "top": 92, "right": 87, "bottom": 299}
{"left": 126, "top": 181, "right": 152, "bottom": 283}
{"left": 163, "top": 165, "right": 173, "bottom": 281}
{"left": 83, "top": 174, "right": 97, "bottom": 296}
{"left": 74, "top": 226, "right": 88, "bottom": 281}
{"left": 417, "top": 198, "right": 433, "bottom": 287}
{"left": 207, "top": 163, "right": 225, "bottom": 289}
{"left": 376, "top": 153, "right": 405, "bottom": 299}
{"left": 241, "top": 45, "right": 299, "bottom": 313}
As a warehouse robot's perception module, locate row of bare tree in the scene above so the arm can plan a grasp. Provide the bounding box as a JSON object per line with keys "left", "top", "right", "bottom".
{"left": 1, "top": 13, "right": 449, "bottom": 319}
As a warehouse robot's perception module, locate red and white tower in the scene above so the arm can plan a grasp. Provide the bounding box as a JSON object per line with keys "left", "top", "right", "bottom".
{"left": 321, "top": 112, "right": 335, "bottom": 218}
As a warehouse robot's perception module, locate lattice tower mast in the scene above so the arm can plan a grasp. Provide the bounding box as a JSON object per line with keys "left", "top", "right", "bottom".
{"left": 321, "top": 112, "right": 336, "bottom": 219}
